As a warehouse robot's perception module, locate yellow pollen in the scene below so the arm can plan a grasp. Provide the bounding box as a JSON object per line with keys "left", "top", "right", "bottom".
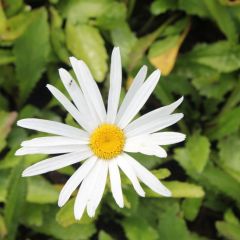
{"left": 90, "top": 124, "right": 125, "bottom": 160}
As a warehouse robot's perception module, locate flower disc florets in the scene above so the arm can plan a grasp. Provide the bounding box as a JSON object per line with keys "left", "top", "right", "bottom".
{"left": 90, "top": 124, "right": 125, "bottom": 160}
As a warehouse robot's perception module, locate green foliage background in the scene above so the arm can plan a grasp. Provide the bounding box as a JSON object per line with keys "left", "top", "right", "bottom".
{"left": 0, "top": 0, "right": 240, "bottom": 239}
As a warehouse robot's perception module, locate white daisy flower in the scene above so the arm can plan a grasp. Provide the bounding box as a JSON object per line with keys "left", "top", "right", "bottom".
{"left": 16, "top": 47, "right": 185, "bottom": 220}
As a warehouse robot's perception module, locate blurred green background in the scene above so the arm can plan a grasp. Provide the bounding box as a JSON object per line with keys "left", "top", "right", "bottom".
{"left": 1, "top": 0, "right": 240, "bottom": 239}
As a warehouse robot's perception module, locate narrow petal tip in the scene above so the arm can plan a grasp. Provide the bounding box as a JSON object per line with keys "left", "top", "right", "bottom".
{"left": 74, "top": 210, "right": 83, "bottom": 221}
{"left": 87, "top": 207, "right": 96, "bottom": 218}
{"left": 142, "top": 65, "right": 148, "bottom": 72}
{"left": 162, "top": 152, "right": 167, "bottom": 158}
{"left": 179, "top": 113, "right": 184, "bottom": 119}
{"left": 69, "top": 56, "right": 78, "bottom": 63}
{"left": 58, "top": 194, "right": 69, "bottom": 208}
{"left": 16, "top": 119, "right": 24, "bottom": 127}
{"left": 22, "top": 170, "right": 28, "bottom": 177}
{"left": 22, "top": 168, "right": 33, "bottom": 177}
{"left": 58, "top": 199, "right": 64, "bottom": 208}
{"left": 118, "top": 201, "right": 124, "bottom": 208}
{"left": 139, "top": 190, "right": 146, "bottom": 197}
{"left": 21, "top": 141, "right": 28, "bottom": 147}
{"left": 58, "top": 68, "right": 67, "bottom": 76}
{"left": 154, "top": 69, "right": 161, "bottom": 78}
{"left": 113, "top": 46, "right": 120, "bottom": 51}
{"left": 164, "top": 188, "right": 172, "bottom": 197}
{"left": 15, "top": 148, "right": 24, "bottom": 156}
{"left": 46, "top": 84, "right": 52, "bottom": 90}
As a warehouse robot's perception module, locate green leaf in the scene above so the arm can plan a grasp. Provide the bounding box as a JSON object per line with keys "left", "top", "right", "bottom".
{"left": 7, "top": 127, "right": 27, "bottom": 149}
{"left": 122, "top": 188, "right": 139, "bottom": 215}
{"left": 56, "top": 198, "right": 97, "bottom": 227}
{"left": 106, "top": 187, "right": 139, "bottom": 216}
{"left": 99, "top": 230, "right": 113, "bottom": 240}
{"left": 27, "top": 176, "right": 59, "bottom": 204}
{"left": 183, "top": 41, "right": 240, "bottom": 73}
{"left": 158, "top": 203, "right": 191, "bottom": 240}
{"left": 218, "top": 134, "right": 240, "bottom": 182}
{"left": 14, "top": 8, "right": 50, "bottom": 103}
{"left": 154, "top": 74, "right": 194, "bottom": 102}
{"left": 150, "top": 0, "right": 177, "bottom": 15}
{"left": 50, "top": 7, "right": 70, "bottom": 64}
{"left": 32, "top": 207, "right": 96, "bottom": 240}
{"left": 187, "top": 134, "right": 210, "bottom": 173}
{"left": 207, "top": 108, "right": 240, "bottom": 140}
{"left": 3, "top": 0, "right": 23, "bottom": 17}
{"left": 0, "top": 49, "right": 15, "bottom": 65}
{"left": 199, "top": 164, "right": 240, "bottom": 203}
{"left": 151, "top": 168, "right": 171, "bottom": 179}
{"left": 178, "top": 0, "right": 209, "bottom": 17}
{"left": 4, "top": 160, "right": 27, "bottom": 240}
{"left": 59, "top": 0, "right": 111, "bottom": 24}
{"left": 21, "top": 203, "right": 44, "bottom": 227}
{"left": 0, "top": 170, "right": 10, "bottom": 202}
{"left": 175, "top": 147, "right": 240, "bottom": 203}
{"left": 224, "top": 209, "right": 240, "bottom": 225}
{"left": 111, "top": 22, "right": 137, "bottom": 67}
{"left": 202, "top": 0, "right": 237, "bottom": 42}
{"left": 66, "top": 22, "right": 108, "bottom": 82}
{"left": 1, "top": 11, "right": 36, "bottom": 42}
{"left": 59, "top": 0, "right": 126, "bottom": 28}
{"left": 163, "top": 181, "right": 205, "bottom": 198}
{"left": 148, "top": 25, "right": 190, "bottom": 76}
{"left": 216, "top": 221, "right": 240, "bottom": 240}
{"left": 122, "top": 216, "right": 158, "bottom": 240}
{"left": 148, "top": 35, "right": 179, "bottom": 58}
{"left": 192, "top": 73, "right": 235, "bottom": 100}
{"left": 182, "top": 198, "right": 202, "bottom": 221}
{"left": 172, "top": 134, "right": 210, "bottom": 174}
{"left": 96, "top": 2, "right": 127, "bottom": 29}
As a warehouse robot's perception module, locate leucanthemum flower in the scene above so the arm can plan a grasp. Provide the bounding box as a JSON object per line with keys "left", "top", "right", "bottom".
{"left": 16, "top": 47, "right": 185, "bottom": 220}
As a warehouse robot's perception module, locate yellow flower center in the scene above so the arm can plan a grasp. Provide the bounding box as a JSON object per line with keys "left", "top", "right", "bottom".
{"left": 89, "top": 124, "right": 125, "bottom": 160}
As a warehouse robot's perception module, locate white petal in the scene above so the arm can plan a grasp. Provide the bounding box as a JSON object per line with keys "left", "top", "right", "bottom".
{"left": 58, "top": 156, "right": 97, "bottom": 207}
{"left": 150, "top": 132, "right": 186, "bottom": 145}
{"left": 117, "top": 69, "right": 161, "bottom": 128}
{"left": 126, "top": 154, "right": 171, "bottom": 196}
{"left": 70, "top": 57, "right": 106, "bottom": 122}
{"left": 125, "top": 113, "right": 184, "bottom": 137}
{"left": 140, "top": 145, "right": 167, "bottom": 158}
{"left": 124, "top": 136, "right": 167, "bottom": 158}
{"left": 117, "top": 65, "right": 147, "bottom": 121}
{"left": 46, "top": 84, "right": 92, "bottom": 132}
{"left": 16, "top": 144, "right": 89, "bottom": 155}
{"left": 87, "top": 160, "right": 108, "bottom": 217}
{"left": 124, "top": 135, "right": 149, "bottom": 152}
{"left": 74, "top": 160, "right": 101, "bottom": 220}
{"left": 124, "top": 96, "right": 183, "bottom": 135}
{"left": 21, "top": 136, "right": 89, "bottom": 147}
{"left": 22, "top": 151, "right": 92, "bottom": 177}
{"left": 106, "top": 47, "right": 122, "bottom": 123}
{"left": 59, "top": 68, "right": 94, "bottom": 119}
{"left": 109, "top": 159, "right": 124, "bottom": 208}
{"left": 117, "top": 155, "right": 145, "bottom": 197}
{"left": 17, "top": 118, "right": 88, "bottom": 139}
